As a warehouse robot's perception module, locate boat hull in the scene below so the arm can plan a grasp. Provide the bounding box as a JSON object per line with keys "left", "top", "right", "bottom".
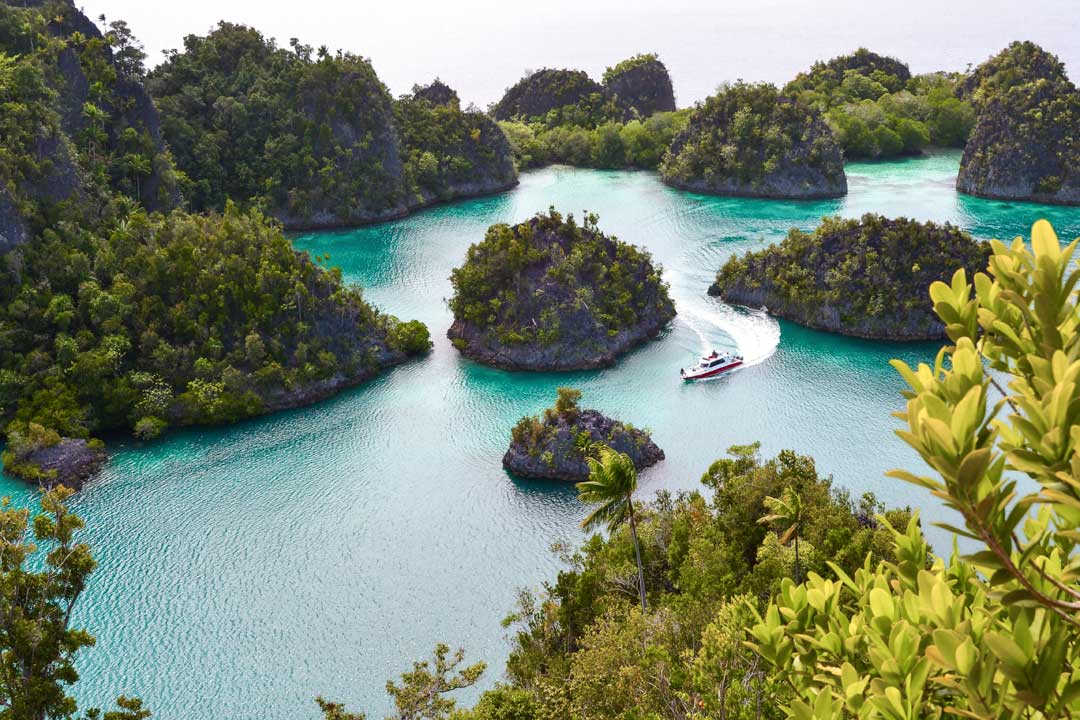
{"left": 681, "top": 360, "right": 743, "bottom": 380}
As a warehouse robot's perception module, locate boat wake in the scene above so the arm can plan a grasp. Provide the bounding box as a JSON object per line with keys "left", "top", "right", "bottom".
{"left": 679, "top": 300, "right": 780, "bottom": 371}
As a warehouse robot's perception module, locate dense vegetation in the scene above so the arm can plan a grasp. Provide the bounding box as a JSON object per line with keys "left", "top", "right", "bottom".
{"left": 661, "top": 82, "right": 847, "bottom": 198}
{"left": 447, "top": 209, "right": 675, "bottom": 370}
{"left": 0, "top": 2, "right": 429, "bottom": 484}
{"left": 493, "top": 55, "right": 686, "bottom": 171}
{"left": 504, "top": 387, "right": 663, "bottom": 481}
{"left": 955, "top": 42, "right": 1080, "bottom": 205}
{"left": 711, "top": 214, "right": 990, "bottom": 339}
{"left": 784, "top": 48, "right": 976, "bottom": 159}
{"left": 498, "top": 110, "right": 690, "bottom": 170}
{"left": 147, "top": 23, "right": 517, "bottom": 228}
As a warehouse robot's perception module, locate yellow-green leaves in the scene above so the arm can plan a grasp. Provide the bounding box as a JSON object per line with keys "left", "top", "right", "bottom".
{"left": 752, "top": 221, "right": 1080, "bottom": 720}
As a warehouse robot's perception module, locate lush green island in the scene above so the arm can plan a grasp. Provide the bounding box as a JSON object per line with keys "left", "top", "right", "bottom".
{"left": 146, "top": 23, "right": 517, "bottom": 228}
{"left": 660, "top": 82, "right": 848, "bottom": 198}
{"left": 504, "top": 388, "right": 663, "bottom": 481}
{"left": 955, "top": 42, "right": 1080, "bottom": 205}
{"left": 784, "top": 48, "right": 976, "bottom": 159}
{"left": 0, "top": 1, "right": 430, "bottom": 486}
{"left": 494, "top": 54, "right": 690, "bottom": 170}
{"left": 709, "top": 214, "right": 991, "bottom": 339}
{"left": 447, "top": 209, "right": 675, "bottom": 370}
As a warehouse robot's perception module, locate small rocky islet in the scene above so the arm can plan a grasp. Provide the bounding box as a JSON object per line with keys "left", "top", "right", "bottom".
{"left": 710, "top": 214, "right": 991, "bottom": 340}
{"left": 503, "top": 388, "right": 663, "bottom": 482}
{"left": 447, "top": 209, "right": 676, "bottom": 371}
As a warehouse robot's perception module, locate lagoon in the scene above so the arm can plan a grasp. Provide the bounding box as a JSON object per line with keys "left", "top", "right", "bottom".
{"left": 3, "top": 150, "right": 1079, "bottom": 719}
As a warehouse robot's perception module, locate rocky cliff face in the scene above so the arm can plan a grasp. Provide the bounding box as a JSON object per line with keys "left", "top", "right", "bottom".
{"left": 504, "top": 406, "right": 663, "bottom": 482}
{"left": 955, "top": 43, "right": 1080, "bottom": 206}
{"left": 148, "top": 26, "right": 517, "bottom": 229}
{"left": 710, "top": 215, "right": 990, "bottom": 340}
{"left": 0, "top": 0, "right": 178, "bottom": 257}
{"left": 492, "top": 68, "right": 605, "bottom": 121}
{"left": 661, "top": 83, "right": 847, "bottom": 199}
{"left": 412, "top": 79, "right": 460, "bottom": 107}
{"left": 3, "top": 438, "right": 106, "bottom": 491}
{"left": 395, "top": 83, "right": 519, "bottom": 209}
{"left": 602, "top": 55, "right": 677, "bottom": 120}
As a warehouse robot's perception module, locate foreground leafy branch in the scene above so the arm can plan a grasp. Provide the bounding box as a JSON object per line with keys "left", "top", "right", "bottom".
{"left": 749, "top": 220, "right": 1080, "bottom": 719}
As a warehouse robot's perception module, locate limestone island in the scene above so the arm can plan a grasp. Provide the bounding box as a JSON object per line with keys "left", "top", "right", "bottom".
{"left": 660, "top": 82, "right": 847, "bottom": 199}
{"left": 492, "top": 55, "right": 677, "bottom": 124}
{"left": 709, "top": 214, "right": 990, "bottom": 340}
{"left": 602, "top": 53, "right": 677, "bottom": 120}
{"left": 448, "top": 209, "right": 676, "bottom": 370}
{"left": 503, "top": 388, "right": 663, "bottom": 482}
{"left": 956, "top": 42, "right": 1080, "bottom": 206}
{"left": 148, "top": 27, "right": 518, "bottom": 229}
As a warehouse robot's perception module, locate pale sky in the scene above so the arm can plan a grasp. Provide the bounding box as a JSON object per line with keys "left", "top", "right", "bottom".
{"left": 77, "top": 0, "right": 1079, "bottom": 108}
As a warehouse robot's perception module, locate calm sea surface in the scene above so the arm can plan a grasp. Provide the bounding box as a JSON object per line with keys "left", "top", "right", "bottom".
{"left": 2, "top": 151, "right": 1079, "bottom": 718}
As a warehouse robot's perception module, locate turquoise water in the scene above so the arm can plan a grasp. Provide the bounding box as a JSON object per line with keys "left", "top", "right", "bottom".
{"left": 2, "top": 150, "right": 1079, "bottom": 719}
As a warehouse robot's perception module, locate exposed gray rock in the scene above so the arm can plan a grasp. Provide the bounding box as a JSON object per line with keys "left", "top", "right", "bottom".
{"left": 504, "top": 408, "right": 663, "bottom": 482}
{"left": 6, "top": 438, "right": 107, "bottom": 490}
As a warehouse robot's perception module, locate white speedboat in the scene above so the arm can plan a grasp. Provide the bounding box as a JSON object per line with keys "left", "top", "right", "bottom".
{"left": 680, "top": 350, "right": 744, "bottom": 380}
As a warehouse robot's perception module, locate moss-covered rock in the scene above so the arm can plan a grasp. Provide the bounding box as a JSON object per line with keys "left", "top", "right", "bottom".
{"left": 660, "top": 82, "right": 847, "bottom": 199}
{"left": 148, "top": 25, "right": 518, "bottom": 229}
{"left": 394, "top": 82, "right": 519, "bottom": 206}
{"left": 955, "top": 43, "right": 1080, "bottom": 205}
{"left": 1, "top": 424, "right": 106, "bottom": 490}
{"left": 448, "top": 209, "right": 675, "bottom": 370}
{"left": 709, "top": 214, "right": 990, "bottom": 340}
{"left": 602, "top": 53, "right": 676, "bottom": 120}
{"left": 492, "top": 68, "right": 607, "bottom": 122}
{"left": 411, "top": 78, "right": 459, "bottom": 107}
{"left": 503, "top": 388, "right": 663, "bottom": 481}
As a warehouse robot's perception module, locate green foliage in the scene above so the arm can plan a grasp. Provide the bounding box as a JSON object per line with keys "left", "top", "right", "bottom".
{"left": 785, "top": 49, "right": 976, "bottom": 158}
{"left": 1, "top": 204, "right": 426, "bottom": 443}
{"left": 394, "top": 89, "right": 516, "bottom": 203}
{"left": 601, "top": 53, "right": 660, "bottom": 85}
{"left": 660, "top": 82, "right": 845, "bottom": 194}
{"left": 481, "top": 446, "right": 906, "bottom": 719}
{"left": 387, "top": 319, "right": 433, "bottom": 356}
{"left": 0, "top": 485, "right": 146, "bottom": 718}
{"left": 553, "top": 387, "right": 581, "bottom": 420}
{"left": 448, "top": 208, "right": 674, "bottom": 349}
{"left": 498, "top": 110, "right": 689, "bottom": 170}
{"left": 147, "top": 23, "right": 404, "bottom": 222}
{"left": 713, "top": 214, "right": 991, "bottom": 338}
{"left": 317, "top": 644, "right": 484, "bottom": 720}
{"left": 751, "top": 220, "right": 1080, "bottom": 718}
{"left": 492, "top": 68, "right": 611, "bottom": 126}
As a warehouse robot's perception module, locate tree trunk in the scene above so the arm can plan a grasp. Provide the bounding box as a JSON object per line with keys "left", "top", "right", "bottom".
{"left": 627, "top": 498, "right": 647, "bottom": 613}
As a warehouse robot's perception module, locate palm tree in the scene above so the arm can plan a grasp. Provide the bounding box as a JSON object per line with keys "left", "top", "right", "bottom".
{"left": 576, "top": 446, "right": 647, "bottom": 612}
{"left": 758, "top": 487, "right": 804, "bottom": 583}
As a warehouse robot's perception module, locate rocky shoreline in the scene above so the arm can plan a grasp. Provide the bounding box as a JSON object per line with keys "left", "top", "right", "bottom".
{"left": 709, "top": 215, "right": 990, "bottom": 341}
{"left": 504, "top": 392, "right": 663, "bottom": 482}
{"left": 448, "top": 310, "right": 671, "bottom": 371}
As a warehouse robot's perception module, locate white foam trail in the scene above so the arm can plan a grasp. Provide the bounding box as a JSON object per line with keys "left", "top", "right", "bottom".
{"left": 678, "top": 298, "right": 781, "bottom": 371}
